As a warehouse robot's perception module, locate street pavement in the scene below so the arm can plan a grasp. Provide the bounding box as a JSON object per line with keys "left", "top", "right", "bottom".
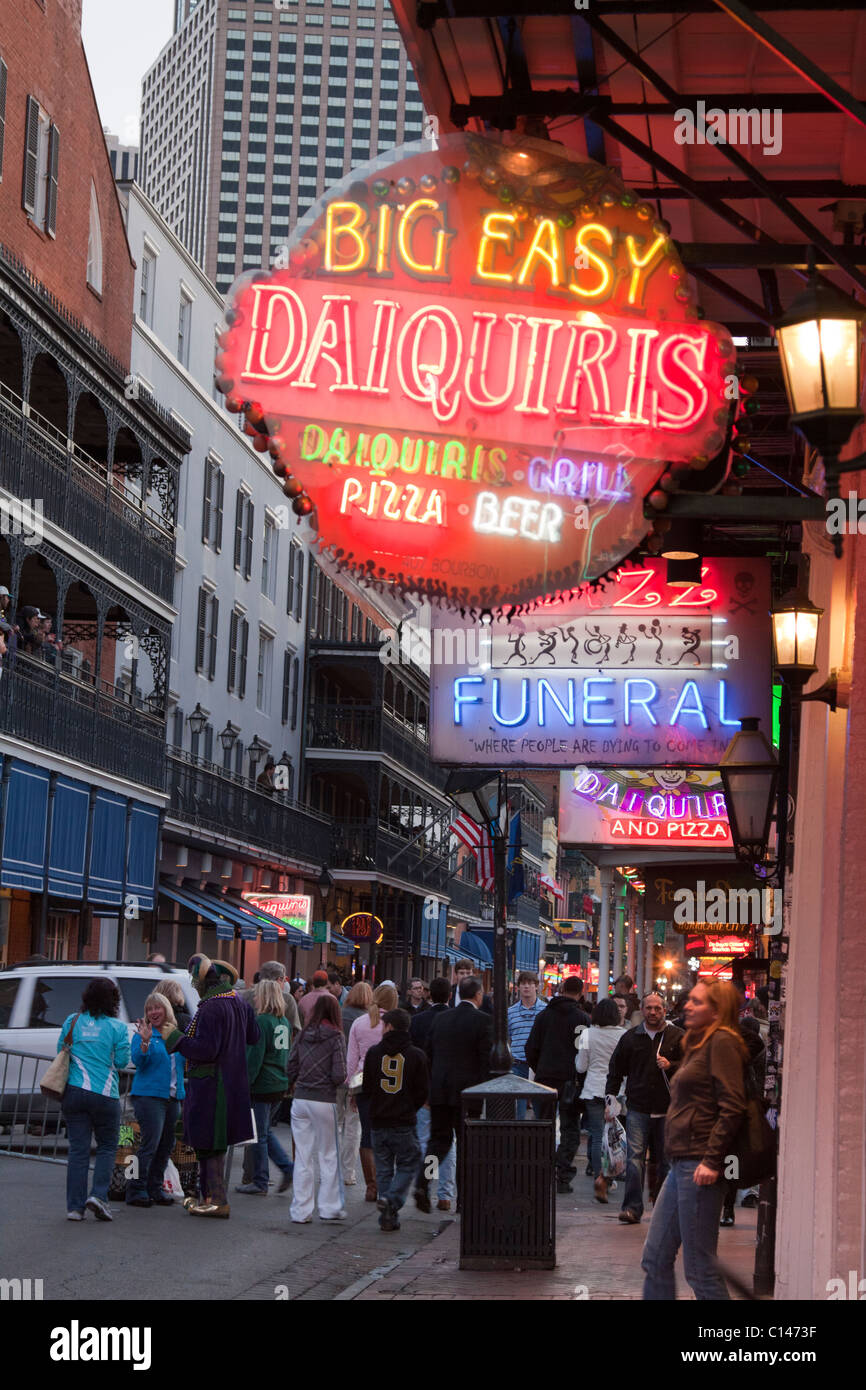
{"left": 0, "top": 1142, "right": 447, "bottom": 1302}
{"left": 1, "top": 1141, "right": 759, "bottom": 1302}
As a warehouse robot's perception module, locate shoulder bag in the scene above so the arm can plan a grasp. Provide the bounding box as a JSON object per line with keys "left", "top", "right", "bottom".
{"left": 713, "top": 1032, "right": 776, "bottom": 1186}
{"left": 40, "top": 1013, "right": 80, "bottom": 1101}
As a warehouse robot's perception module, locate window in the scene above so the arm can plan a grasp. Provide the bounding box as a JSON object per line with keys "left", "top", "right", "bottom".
{"left": 261, "top": 516, "right": 278, "bottom": 601}
{"left": 23, "top": 97, "right": 59, "bottom": 235}
{"left": 85, "top": 182, "right": 103, "bottom": 293}
{"left": 178, "top": 289, "right": 192, "bottom": 365}
{"left": 195, "top": 587, "right": 219, "bottom": 679}
{"left": 233, "top": 490, "right": 254, "bottom": 578}
{"left": 227, "top": 610, "right": 249, "bottom": 697}
{"left": 256, "top": 632, "right": 273, "bottom": 713}
{"left": 282, "top": 647, "right": 300, "bottom": 728}
{"left": 286, "top": 537, "right": 304, "bottom": 620}
{"left": 28, "top": 975, "right": 84, "bottom": 1028}
{"left": 201, "top": 456, "right": 224, "bottom": 549}
{"left": 140, "top": 249, "right": 156, "bottom": 325}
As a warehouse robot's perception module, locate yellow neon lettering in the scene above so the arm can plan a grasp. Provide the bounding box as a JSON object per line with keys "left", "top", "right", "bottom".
{"left": 375, "top": 204, "right": 393, "bottom": 275}
{"left": 625, "top": 233, "right": 667, "bottom": 307}
{"left": 516, "top": 218, "right": 563, "bottom": 288}
{"left": 340, "top": 477, "right": 363, "bottom": 512}
{"left": 569, "top": 223, "right": 614, "bottom": 299}
{"left": 396, "top": 199, "right": 450, "bottom": 276}
{"left": 476, "top": 212, "right": 517, "bottom": 283}
{"left": 421, "top": 491, "right": 445, "bottom": 526}
{"left": 404, "top": 484, "right": 424, "bottom": 522}
{"left": 324, "top": 201, "right": 368, "bottom": 273}
{"left": 381, "top": 480, "right": 402, "bottom": 520}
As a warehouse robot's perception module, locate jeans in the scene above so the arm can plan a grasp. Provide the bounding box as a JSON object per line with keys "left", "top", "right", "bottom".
{"left": 372, "top": 1126, "right": 421, "bottom": 1211}
{"left": 583, "top": 1097, "right": 606, "bottom": 1178}
{"left": 641, "top": 1158, "right": 730, "bottom": 1300}
{"left": 511, "top": 1060, "right": 541, "bottom": 1120}
{"left": 415, "top": 1104, "right": 455, "bottom": 1200}
{"left": 542, "top": 1080, "right": 583, "bottom": 1181}
{"left": 356, "top": 1094, "right": 372, "bottom": 1149}
{"left": 622, "top": 1110, "right": 668, "bottom": 1218}
{"left": 127, "top": 1095, "right": 180, "bottom": 1201}
{"left": 61, "top": 1085, "right": 121, "bottom": 1213}
{"left": 250, "top": 1099, "right": 294, "bottom": 1191}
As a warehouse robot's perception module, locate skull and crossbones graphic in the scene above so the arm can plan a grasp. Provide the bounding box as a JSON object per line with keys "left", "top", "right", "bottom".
{"left": 729, "top": 571, "right": 757, "bottom": 615}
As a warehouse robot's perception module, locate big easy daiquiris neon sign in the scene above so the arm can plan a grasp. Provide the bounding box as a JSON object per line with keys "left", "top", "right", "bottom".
{"left": 217, "top": 134, "right": 736, "bottom": 608}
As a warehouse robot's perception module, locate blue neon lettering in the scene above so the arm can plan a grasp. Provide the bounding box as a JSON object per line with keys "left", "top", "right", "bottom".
{"left": 453, "top": 676, "right": 484, "bottom": 725}
{"left": 669, "top": 680, "right": 708, "bottom": 728}
{"left": 583, "top": 677, "right": 616, "bottom": 726}
{"left": 718, "top": 678, "right": 741, "bottom": 726}
{"left": 624, "top": 678, "right": 659, "bottom": 726}
{"left": 537, "top": 678, "right": 576, "bottom": 726}
{"left": 492, "top": 677, "right": 530, "bottom": 727}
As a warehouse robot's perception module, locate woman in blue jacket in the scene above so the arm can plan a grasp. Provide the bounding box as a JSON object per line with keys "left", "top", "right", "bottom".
{"left": 127, "top": 993, "right": 186, "bottom": 1207}
{"left": 59, "top": 978, "right": 130, "bottom": 1222}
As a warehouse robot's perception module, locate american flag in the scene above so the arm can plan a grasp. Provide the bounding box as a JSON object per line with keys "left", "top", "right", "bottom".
{"left": 451, "top": 812, "right": 495, "bottom": 890}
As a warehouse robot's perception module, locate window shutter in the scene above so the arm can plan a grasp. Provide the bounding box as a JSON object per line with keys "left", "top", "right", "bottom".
{"left": 238, "top": 618, "right": 248, "bottom": 698}
{"left": 202, "top": 459, "right": 212, "bottom": 545}
{"left": 244, "top": 500, "right": 254, "bottom": 579}
{"left": 0, "top": 59, "right": 8, "bottom": 180}
{"left": 22, "top": 96, "right": 39, "bottom": 214}
{"left": 233, "top": 490, "right": 244, "bottom": 569}
{"left": 208, "top": 596, "right": 219, "bottom": 680}
{"left": 195, "top": 587, "right": 207, "bottom": 672}
{"left": 309, "top": 563, "right": 319, "bottom": 636}
{"left": 296, "top": 549, "right": 304, "bottom": 623}
{"left": 215, "top": 468, "right": 224, "bottom": 551}
{"left": 227, "top": 611, "right": 238, "bottom": 692}
{"left": 46, "top": 123, "right": 59, "bottom": 236}
{"left": 291, "top": 655, "right": 300, "bottom": 731}
{"left": 286, "top": 541, "right": 294, "bottom": 616}
{"left": 203, "top": 724, "right": 214, "bottom": 764}
{"left": 282, "top": 648, "right": 290, "bottom": 724}
{"left": 172, "top": 706, "right": 184, "bottom": 748}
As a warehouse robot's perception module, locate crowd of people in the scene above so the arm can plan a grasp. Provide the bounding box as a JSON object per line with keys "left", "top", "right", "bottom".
{"left": 0, "top": 586, "right": 67, "bottom": 671}
{"left": 55, "top": 953, "right": 765, "bottom": 1299}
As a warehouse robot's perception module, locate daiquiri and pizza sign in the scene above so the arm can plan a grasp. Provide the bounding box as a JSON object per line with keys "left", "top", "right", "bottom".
{"left": 217, "top": 133, "right": 736, "bottom": 607}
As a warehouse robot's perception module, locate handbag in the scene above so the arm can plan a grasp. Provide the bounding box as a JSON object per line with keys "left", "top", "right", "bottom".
{"left": 39, "top": 1013, "right": 80, "bottom": 1100}
{"left": 712, "top": 1033, "right": 776, "bottom": 1187}
{"left": 347, "top": 1071, "right": 364, "bottom": 1097}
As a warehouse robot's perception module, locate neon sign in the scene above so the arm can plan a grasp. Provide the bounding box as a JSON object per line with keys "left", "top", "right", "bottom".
{"left": 430, "top": 558, "right": 771, "bottom": 767}
{"left": 559, "top": 769, "right": 733, "bottom": 848}
{"left": 218, "top": 133, "right": 735, "bottom": 607}
{"left": 339, "top": 912, "right": 384, "bottom": 944}
{"left": 243, "top": 893, "right": 312, "bottom": 933}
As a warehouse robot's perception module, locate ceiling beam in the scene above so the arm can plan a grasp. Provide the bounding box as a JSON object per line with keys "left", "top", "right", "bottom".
{"left": 452, "top": 91, "right": 844, "bottom": 120}
{"left": 585, "top": 13, "right": 866, "bottom": 296}
{"left": 679, "top": 244, "right": 866, "bottom": 268}
{"left": 418, "top": 1, "right": 866, "bottom": 19}
{"left": 571, "top": 16, "right": 606, "bottom": 164}
{"left": 627, "top": 180, "right": 866, "bottom": 200}
{"left": 688, "top": 265, "right": 774, "bottom": 328}
{"left": 711, "top": 0, "right": 866, "bottom": 130}
{"left": 649, "top": 495, "right": 826, "bottom": 521}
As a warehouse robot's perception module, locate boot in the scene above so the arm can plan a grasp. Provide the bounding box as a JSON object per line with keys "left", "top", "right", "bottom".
{"left": 360, "top": 1147, "right": 378, "bottom": 1203}
{"left": 187, "top": 1156, "right": 230, "bottom": 1218}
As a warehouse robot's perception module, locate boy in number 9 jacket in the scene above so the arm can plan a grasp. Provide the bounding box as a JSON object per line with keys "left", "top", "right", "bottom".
{"left": 159, "top": 954, "right": 260, "bottom": 1218}
{"left": 362, "top": 1008, "right": 428, "bottom": 1232}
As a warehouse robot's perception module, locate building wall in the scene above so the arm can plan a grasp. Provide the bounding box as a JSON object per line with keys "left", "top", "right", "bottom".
{"left": 0, "top": 0, "right": 135, "bottom": 366}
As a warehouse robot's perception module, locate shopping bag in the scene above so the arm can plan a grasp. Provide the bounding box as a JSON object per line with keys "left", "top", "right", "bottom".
{"left": 40, "top": 1014, "right": 79, "bottom": 1100}
{"left": 162, "top": 1159, "right": 185, "bottom": 1199}
{"left": 601, "top": 1115, "right": 627, "bottom": 1178}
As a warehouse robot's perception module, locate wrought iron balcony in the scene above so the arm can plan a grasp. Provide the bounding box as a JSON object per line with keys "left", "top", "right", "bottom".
{"left": 0, "top": 391, "right": 175, "bottom": 603}
{"left": 306, "top": 701, "right": 447, "bottom": 788}
{"left": 331, "top": 818, "right": 450, "bottom": 894}
{"left": 167, "top": 751, "right": 331, "bottom": 866}
{"left": 0, "top": 652, "right": 166, "bottom": 790}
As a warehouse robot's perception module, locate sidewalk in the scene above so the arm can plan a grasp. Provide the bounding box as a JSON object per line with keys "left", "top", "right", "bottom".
{"left": 352, "top": 1175, "right": 760, "bottom": 1301}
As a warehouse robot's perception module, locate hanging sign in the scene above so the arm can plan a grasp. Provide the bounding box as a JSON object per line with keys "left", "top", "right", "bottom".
{"left": 217, "top": 133, "right": 735, "bottom": 607}
{"left": 560, "top": 770, "right": 732, "bottom": 848}
{"left": 430, "top": 557, "right": 770, "bottom": 766}
{"left": 243, "top": 893, "right": 312, "bottom": 934}
{"left": 339, "top": 911, "right": 384, "bottom": 944}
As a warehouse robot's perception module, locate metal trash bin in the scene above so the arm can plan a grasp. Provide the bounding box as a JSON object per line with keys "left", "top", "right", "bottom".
{"left": 459, "top": 1073, "right": 558, "bottom": 1270}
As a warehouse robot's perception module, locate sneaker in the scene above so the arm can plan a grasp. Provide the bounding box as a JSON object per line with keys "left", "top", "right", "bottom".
{"left": 277, "top": 1173, "right": 293, "bottom": 1194}
{"left": 720, "top": 1212, "right": 735, "bottom": 1227}
{"left": 86, "top": 1196, "right": 113, "bottom": 1222}
{"left": 379, "top": 1199, "right": 400, "bottom": 1232}
{"left": 235, "top": 1183, "right": 267, "bottom": 1195}
{"left": 320, "top": 1211, "right": 347, "bottom": 1222}
{"left": 67, "top": 1210, "right": 84, "bottom": 1222}
{"left": 413, "top": 1187, "right": 432, "bottom": 1214}
{"left": 291, "top": 1216, "right": 313, "bottom": 1224}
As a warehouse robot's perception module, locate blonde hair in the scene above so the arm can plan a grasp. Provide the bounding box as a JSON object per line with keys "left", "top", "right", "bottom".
{"left": 143, "top": 992, "right": 177, "bottom": 1028}
{"left": 368, "top": 983, "right": 398, "bottom": 1029}
{"left": 253, "top": 979, "right": 286, "bottom": 1017}
{"left": 685, "top": 980, "right": 748, "bottom": 1058}
{"left": 345, "top": 982, "right": 373, "bottom": 1011}
{"left": 153, "top": 979, "right": 185, "bottom": 1010}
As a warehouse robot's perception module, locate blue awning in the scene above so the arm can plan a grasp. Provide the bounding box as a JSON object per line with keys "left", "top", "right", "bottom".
{"left": 460, "top": 930, "right": 493, "bottom": 965}
{"left": 89, "top": 790, "right": 127, "bottom": 906}
{"left": 329, "top": 930, "right": 356, "bottom": 951}
{"left": 126, "top": 802, "right": 160, "bottom": 912}
{"left": 220, "top": 894, "right": 312, "bottom": 946}
{"left": 160, "top": 882, "right": 236, "bottom": 941}
{"left": 47, "top": 775, "right": 89, "bottom": 899}
{"left": 1, "top": 761, "right": 49, "bottom": 891}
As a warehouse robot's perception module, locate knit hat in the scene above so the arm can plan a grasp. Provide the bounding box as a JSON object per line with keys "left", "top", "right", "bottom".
{"left": 188, "top": 953, "right": 239, "bottom": 993}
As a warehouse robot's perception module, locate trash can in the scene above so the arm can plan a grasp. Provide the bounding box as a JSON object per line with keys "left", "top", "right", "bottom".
{"left": 459, "top": 1073, "right": 558, "bottom": 1270}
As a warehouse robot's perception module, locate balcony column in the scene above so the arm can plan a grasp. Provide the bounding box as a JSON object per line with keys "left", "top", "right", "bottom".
{"left": 635, "top": 900, "right": 645, "bottom": 999}
{"left": 598, "top": 867, "right": 612, "bottom": 999}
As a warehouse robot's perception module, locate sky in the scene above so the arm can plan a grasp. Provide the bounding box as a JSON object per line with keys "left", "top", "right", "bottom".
{"left": 82, "top": 0, "right": 175, "bottom": 144}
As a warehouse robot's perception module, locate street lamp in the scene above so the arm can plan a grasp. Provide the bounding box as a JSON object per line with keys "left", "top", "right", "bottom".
{"left": 317, "top": 864, "right": 334, "bottom": 912}
{"left": 719, "top": 718, "right": 779, "bottom": 872}
{"left": 775, "top": 265, "right": 866, "bottom": 556}
{"left": 219, "top": 721, "right": 238, "bottom": 754}
{"left": 247, "top": 734, "right": 266, "bottom": 773}
{"left": 187, "top": 703, "right": 208, "bottom": 737}
{"left": 444, "top": 767, "right": 512, "bottom": 1077}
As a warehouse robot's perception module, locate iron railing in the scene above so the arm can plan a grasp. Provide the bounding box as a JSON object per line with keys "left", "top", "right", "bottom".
{"left": 0, "top": 1047, "right": 135, "bottom": 1164}
{"left": 0, "top": 655, "right": 166, "bottom": 790}
{"left": 331, "top": 818, "right": 450, "bottom": 893}
{"left": 167, "top": 752, "right": 331, "bottom": 865}
{"left": 306, "top": 701, "right": 447, "bottom": 787}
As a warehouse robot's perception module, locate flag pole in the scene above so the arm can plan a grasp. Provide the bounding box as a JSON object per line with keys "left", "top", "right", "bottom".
{"left": 490, "top": 770, "right": 512, "bottom": 1078}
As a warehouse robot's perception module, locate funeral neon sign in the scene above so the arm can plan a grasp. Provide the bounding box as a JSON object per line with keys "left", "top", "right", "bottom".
{"left": 218, "top": 133, "right": 735, "bottom": 606}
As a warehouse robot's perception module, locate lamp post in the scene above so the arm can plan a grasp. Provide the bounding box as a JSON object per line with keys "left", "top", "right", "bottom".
{"left": 218, "top": 722, "right": 237, "bottom": 756}
{"left": 187, "top": 703, "right": 207, "bottom": 739}
{"left": 775, "top": 264, "right": 866, "bottom": 558}
{"left": 444, "top": 768, "right": 512, "bottom": 1077}
{"left": 317, "top": 865, "right": 334, "bottom": 968}
{"left": 718, "top": 719, "right": 779, "bottom": 875}
{"left": 247, "top": 734, "right": 266, "bottom": 779}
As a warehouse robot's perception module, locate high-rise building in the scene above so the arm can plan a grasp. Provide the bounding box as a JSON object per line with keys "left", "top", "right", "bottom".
{"left": 140, "top": 0, "right": 427, "bottom": 293}
{"left": 104, "top": 130, "right": 140, "bottom": 183}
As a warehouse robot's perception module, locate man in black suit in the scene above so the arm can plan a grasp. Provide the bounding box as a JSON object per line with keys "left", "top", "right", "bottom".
{"left": 448, "top": 958, "right": 493, "bottom": 1015}
{"left": 415, "top": 976, "right": 492, "bottom": 1213}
